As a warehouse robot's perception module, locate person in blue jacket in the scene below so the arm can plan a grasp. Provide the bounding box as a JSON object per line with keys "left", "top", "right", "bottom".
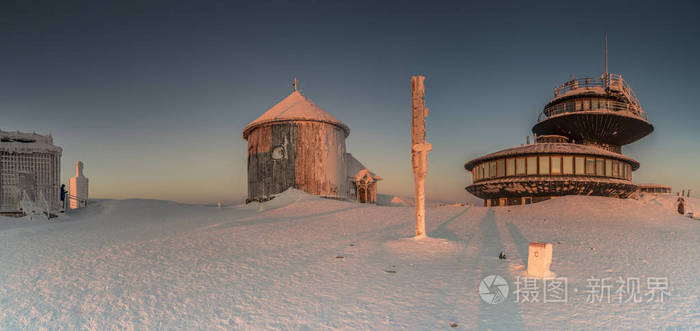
{"left": 60, "top": 184, "right": 66, "bottom": 208}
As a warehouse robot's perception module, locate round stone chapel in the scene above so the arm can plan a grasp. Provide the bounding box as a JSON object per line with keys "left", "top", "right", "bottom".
{"left": 242, "top": 85, "right": 351, "bottom": 202}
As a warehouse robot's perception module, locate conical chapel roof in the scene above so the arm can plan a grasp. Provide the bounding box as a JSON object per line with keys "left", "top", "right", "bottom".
{"left": 243, "top": 90, "right": 350, "bottom": 140}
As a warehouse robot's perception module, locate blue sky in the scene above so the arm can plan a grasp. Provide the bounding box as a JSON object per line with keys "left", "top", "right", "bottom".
{"left": 1, "top": 0, "right": 698, "bottom": 203}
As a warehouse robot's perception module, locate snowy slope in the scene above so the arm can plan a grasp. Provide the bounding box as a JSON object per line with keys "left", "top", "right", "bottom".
{"left": 0, "top": 190, "right": 698, "bottom": 329}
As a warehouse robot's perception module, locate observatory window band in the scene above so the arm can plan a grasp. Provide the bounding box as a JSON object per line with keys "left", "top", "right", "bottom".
{"left": 516, "top": 157, "right": 526, "bottom": 175}
{"left": 575, "top": 157, "right": 585, "bottom": 175}
{"left": 620, "top": 162, "right": 625, "bottom": 179}
{"left": 545, "top": 97, "right": 633, "bottom": 117}
{"left": 585, "top": 158, "right": 595, "bottom": 175}
{"left": 596, "top": 159, "right": 604, "bottom": 176}
{"left": 550, "top": 156, "right": 561, "bottom": 174}
{"left": 497, "top": 159, "right": 505, "bottom": 177}
{"left": 562, "top": 156, "right": 573, "bottom": 174}
{"left": 472, "top": 155, "right": 634, "bottom": 182}
{"left": 538, "top": 156, "right": 549, "bottom": 175}
{"left": 526, "top": 156, "right": 537, "bottom": 175}
{"left": 506, "top": 158, "right": 515, "bottom": 176}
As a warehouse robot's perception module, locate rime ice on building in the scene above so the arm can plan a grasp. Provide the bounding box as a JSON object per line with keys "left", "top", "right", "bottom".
{"left": 465, "top": 56, "right": 654, "bottom": 206}
{"left": 0, "top": 130, "right": 62, "bottom": 215}
{"left": 243, "top": 81, "right": 380, "bottom": 203}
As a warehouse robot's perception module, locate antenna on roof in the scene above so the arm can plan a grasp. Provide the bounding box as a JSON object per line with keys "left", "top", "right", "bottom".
{"left": 604, "top": 33, "right": 608, "bottom": 76}
{"left": 292, "top": 77, "right": 298, "bottom": 92}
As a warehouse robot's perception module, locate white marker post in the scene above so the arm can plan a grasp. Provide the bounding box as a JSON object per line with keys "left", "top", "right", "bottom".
{"left": 527, "top": 242, "right": 553, "bottom": 278}
{"left": 411, "top": 76, "right": 431, "bottom": 238}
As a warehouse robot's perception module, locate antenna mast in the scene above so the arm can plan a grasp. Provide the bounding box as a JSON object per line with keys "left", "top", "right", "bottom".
{"left": 604, "top": 34, "right": 608, "bottom": 76}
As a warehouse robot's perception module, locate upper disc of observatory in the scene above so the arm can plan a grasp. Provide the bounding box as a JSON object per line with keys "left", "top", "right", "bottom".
{"left": 532, "top": 74, "right": 653, "bottom": 148}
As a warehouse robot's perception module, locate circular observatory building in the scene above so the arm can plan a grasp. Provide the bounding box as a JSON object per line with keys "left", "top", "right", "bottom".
{"left": 465, "top": 72, "right": 653, "bottom": 207}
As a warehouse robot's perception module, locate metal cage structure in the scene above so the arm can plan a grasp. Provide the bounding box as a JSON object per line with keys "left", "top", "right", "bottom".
{"left": 0, "top": 130, "right": 62, "bottom": 214}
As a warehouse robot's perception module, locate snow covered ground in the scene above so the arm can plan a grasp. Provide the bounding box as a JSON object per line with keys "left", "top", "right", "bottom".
{"left": 0, "top": 190, "right": 698, "bottom": 329}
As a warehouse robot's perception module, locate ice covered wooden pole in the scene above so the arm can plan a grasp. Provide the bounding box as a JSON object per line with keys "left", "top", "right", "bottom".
{"left": 411, "top": 76, "right": 431, "bottom": 238}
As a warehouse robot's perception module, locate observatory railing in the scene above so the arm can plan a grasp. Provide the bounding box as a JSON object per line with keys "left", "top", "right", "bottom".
{"left": 543, "top": 73, "right": 648, "bottom": 122}
{"left": 554, "top": 77, "right": 605, "bottom": 97}
{"left": 553, "top": 74, "right": 643, "bottom": 109}
{"left": 538, "top": 98, "right": 648, "bottom": 122}
{"left": 604, "top": 73, "right": 642, "bottom": 110}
